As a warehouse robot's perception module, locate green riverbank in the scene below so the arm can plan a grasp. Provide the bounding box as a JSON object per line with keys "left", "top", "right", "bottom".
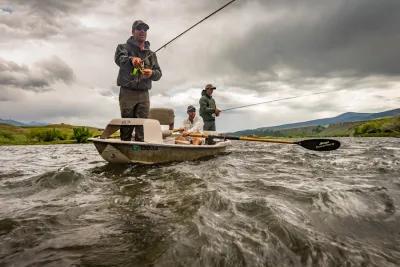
{"left": 237, "top": 116, "right": 400, "bottom": 138}
{"left": 0, "top": 123, "right": 102, "bottom": 145}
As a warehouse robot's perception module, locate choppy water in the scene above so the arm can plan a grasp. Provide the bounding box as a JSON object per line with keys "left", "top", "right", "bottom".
{"left": 0, "top": 138, "right": 399, "bottom": 267}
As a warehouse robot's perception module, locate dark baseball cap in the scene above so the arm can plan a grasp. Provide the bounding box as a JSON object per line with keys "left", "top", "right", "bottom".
{"left": 132, "top": 20, "right": 149, "bottom": 31}
{"left": 205, "top": 83, "right": 216, "bottom": 90}
{"left": 187, "top": 105, "right": 196, "bottom": 112}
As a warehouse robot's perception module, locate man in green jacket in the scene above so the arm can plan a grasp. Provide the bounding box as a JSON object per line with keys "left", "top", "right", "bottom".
{"left": 114, "top": 20, "right": 162, "bottom": 141}
{"left": 199, "top": 83, "right": 221, "bottom": 131}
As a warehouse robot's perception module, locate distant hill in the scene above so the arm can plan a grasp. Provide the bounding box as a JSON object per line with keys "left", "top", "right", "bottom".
{"left": 0, "top": 118, "right": 48, "bottom": 127}
{"left": 233, "top": 108, "right": 400, "bottom": 136}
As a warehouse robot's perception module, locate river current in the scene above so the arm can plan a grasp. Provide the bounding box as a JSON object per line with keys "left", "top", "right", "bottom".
{"left": 0, "top": 138, "right": 399, "bottom": 266}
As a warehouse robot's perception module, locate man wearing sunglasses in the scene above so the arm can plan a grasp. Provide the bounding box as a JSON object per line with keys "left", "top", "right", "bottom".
{"left": 115, "top": 20, "right": 162, "bottom": 141}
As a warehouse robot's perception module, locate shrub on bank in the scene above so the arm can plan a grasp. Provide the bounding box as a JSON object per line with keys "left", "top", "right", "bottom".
{"left": 381, "top": 117, "right": 400, "bottom": 133}
{"left": 28, "top": 128, "right": 67, "bottom": 142}
{"left": 0, "top": 130, "right": 14, "bottom": 140}
{"left": 354, "top": 116, "right": 400, "bottom": 136}
{"left": 72, "top": 127, "right": 92, "bottom": 143}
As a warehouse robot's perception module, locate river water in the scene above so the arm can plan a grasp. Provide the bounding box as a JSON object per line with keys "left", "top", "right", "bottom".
{"left": 0, "top": 138, "right": 399, "bottom": 266}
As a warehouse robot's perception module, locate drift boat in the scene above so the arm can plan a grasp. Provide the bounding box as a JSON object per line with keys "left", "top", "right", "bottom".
{"left": 89, "top": 108, "right": 230, "bottom": 164}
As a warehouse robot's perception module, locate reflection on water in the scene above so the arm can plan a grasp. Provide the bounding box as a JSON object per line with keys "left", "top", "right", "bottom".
{"left": 0, "top": 138, "right": 400, "bottom": 266}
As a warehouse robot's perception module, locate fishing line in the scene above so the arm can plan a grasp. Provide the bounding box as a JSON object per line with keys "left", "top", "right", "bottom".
{"left": 143, "top": 0, "right": 238, "bottom": 61}
{"left": 221, "top": 89, "right": 342, "bottom": 112}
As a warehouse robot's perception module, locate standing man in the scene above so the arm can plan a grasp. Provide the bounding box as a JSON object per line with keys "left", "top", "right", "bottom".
{"left": 114, "top": 20, "right": 162, "bottom": 141}
{"left": 199, "top": 84, "right": 221, "bottom": 131}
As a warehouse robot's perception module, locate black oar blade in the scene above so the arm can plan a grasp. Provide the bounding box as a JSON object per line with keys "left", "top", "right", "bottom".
{"left": 295, "top": 139, "right": 341, "bottom": 151}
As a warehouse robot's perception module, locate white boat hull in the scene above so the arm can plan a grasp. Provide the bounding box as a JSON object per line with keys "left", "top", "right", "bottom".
{"left": 89, "top": 138, "right": 230, "bottom": 164}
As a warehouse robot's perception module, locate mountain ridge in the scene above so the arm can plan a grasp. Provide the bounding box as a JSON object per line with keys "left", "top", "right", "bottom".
{"left": 233, "top": 108, "right": 400, "bottom": 135}
{"left": 0, "top": 118, "right": 48, "bottom": 127}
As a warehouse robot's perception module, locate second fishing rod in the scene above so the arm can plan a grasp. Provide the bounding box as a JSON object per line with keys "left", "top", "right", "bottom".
{"left": 220, "top": 89, "right": 343, "bottom": 112}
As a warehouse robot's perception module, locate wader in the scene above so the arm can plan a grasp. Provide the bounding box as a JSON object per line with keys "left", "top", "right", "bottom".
{"left": 203, "top": 120, "right": 216, "bottom": 131}
{"left": 119, "top": 88, "right": 150, "bottom": 141}
{"left": 203, "top": 120, "right": 216, "bottom": 145}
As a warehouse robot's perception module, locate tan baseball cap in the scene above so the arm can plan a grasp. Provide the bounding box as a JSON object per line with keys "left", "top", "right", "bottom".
{"left": 205, "top": 84, "right": 216, "bottom": 90}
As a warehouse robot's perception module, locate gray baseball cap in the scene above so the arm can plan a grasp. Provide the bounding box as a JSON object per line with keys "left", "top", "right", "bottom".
{"left": 132, "top": 20, "right": 149, "bottom": 31}
{"left": 187, "top": 105, "right": 196, "bottom": 112}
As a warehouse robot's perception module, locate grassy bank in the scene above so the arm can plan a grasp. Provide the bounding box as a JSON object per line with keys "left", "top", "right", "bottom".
{"left": 0, "top": 123, "right": 102, "bottom": 145}
{"left": 242, "top": 116, "right": 400, "bottom": 138}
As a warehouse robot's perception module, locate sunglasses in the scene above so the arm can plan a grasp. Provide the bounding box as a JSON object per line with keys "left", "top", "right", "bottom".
{"left": 135, "top": 25, "right": 148, "bottom": 32}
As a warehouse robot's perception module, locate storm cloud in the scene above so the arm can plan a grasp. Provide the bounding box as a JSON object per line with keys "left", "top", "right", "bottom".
{"left": 0, "top": 56, "right": 75, "bottom": 92}
{"left": 220, "top": 0, "right": 400, "bottom": 78}
{"left": 0, "top": 0, "right": 97, "bottom": 40}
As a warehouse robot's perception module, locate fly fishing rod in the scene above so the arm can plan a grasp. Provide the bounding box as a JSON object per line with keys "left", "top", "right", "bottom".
{"left": 156, "top": 0, "right": 237, "bottom": 54}
{"left": 221, "top": 89, "right": 342, "bottom": 112}
{"left": 140, "top": 0, "right": 237, "bottom": 64}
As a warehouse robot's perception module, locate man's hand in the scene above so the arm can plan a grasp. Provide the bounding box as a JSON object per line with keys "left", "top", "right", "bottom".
{"left": 130, "top": 57, "right": 142, "bottom": 66}
{"left": 215, "top": 108, "right": 221, "bottom": 117}
{"left": 142, "top": 68, "right": 153, "bottom": 78}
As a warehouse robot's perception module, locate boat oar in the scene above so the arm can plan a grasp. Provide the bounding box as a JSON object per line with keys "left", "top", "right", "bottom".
{"left": 188, "top": 133, "right": 341, "bottom": 151}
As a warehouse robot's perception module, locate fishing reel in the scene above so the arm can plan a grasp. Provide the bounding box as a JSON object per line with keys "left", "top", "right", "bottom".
{"left": 130, "top": 62, "right": 144, "bottom": 77}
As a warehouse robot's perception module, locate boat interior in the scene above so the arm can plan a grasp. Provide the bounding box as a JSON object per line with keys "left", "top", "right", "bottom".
{"left": 98, "top": 108, "right": 218, "bottom": 145}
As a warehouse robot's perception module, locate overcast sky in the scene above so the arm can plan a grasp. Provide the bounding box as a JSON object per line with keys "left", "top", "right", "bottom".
{"left": 0, "top": 0, "right": 399, "bottom": 132}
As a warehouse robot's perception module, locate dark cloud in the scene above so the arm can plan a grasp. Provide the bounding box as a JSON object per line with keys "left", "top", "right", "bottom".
{"left": 12, "top": 0, "right": 90, "bottom": 15}
{"left": 219, "top": 0, "right": 400, "bottom": 79}
{"left": 0, "top": 5, "right": 13, "bottom": 14}
{"left": 0, "top": 59, "right": 28, "bottom": 72}
{"left": 0, "top": 56, "right": 75, "bottom": 92}
{"left": 0, "top": 0, "right": 97, "bottom": 40}
{"left": 0, "top": 59, "right": 49, "bottom": 91}
{"left": 37, "top": 56, "right": 75, "bottom": 84}
{"left": 142, "top": 0, "right": 398, "bottom": 96}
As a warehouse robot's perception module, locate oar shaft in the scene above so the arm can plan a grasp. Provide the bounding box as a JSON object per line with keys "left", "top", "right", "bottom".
{"left": 187, "top": 133, "right": 340, "bottom": 151}
{"left": 239, "top": 136, "right": 294, "bottom": 144}
{"left": 188, "top": 133, "right": 294, "bottom": 144}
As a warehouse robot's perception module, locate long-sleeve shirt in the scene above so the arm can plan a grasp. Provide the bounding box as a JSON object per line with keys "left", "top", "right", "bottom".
{"left": 182, "top": 115, "right": 204, "bottom": 133}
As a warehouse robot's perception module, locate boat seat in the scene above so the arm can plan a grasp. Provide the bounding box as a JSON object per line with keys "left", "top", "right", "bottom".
{"left": 149, "top": 108, "right": 175, "bottom": 138}
{"left": 149, "top": 108, "right": 175, "bottom": 130}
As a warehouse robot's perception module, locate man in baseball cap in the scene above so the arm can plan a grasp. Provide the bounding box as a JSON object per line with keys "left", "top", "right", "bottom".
{"left": 182, "top": 105, "right": 204, "bottom": 133}
{"left": 199, "top": 83, "right": 221, "bottom": 132}
{"left": 114, "top": 19, "right": 162, "bottom": 141}
{"left": 204, "top": 84, "right": 216, "bottom": 90}
{"left": 175, "top": 105, "right": 204, "bottom": 145}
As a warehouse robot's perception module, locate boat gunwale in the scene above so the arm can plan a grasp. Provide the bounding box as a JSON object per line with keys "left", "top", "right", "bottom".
{"left": 88, "top": 137, "right": 231, "bottom": 149}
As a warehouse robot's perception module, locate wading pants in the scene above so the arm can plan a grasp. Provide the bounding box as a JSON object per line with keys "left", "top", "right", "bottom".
{"left": 203, "top": 120, "right": 216, "bottom": 145}
{"left": 203, "top": 120, "right": 216, "bottom": 131}
{"left": 119, "top": 88, "right": 150, "bottom": 141}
